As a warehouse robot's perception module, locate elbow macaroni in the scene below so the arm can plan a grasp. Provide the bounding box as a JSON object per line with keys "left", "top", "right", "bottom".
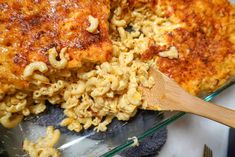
{"left": 32, "top": 74, "right": 50, "bottom": 83}
{"left": 23, "top": 126, "right": 60, "bottom": 157}
{"left": 48, "top": 47, "right": 69, "bottom": 69}
{"left": 86, "top": 15, "right": 99, "bottom": 34}
{"left": 128, "top": 136, "right": 139, "bottom": 147}
{"left": 23, "top": 62, "right": 48, "bottom": 78}
{"left": 159, "top": 46, "right": 179, "bottom": 59}
{"left": 59, "top": 50, "right": 154, "bottom": 132}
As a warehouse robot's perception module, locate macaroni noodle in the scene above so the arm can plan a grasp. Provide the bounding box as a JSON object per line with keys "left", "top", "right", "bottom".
{"left": 0, "top": 113, "right": 23, "bottom": 128}
{"left": 48, "top": 47, "right": 68, "bottom": 69}
{"left": 23, "top": 62, "right": 48, "bottom": 78}
{"left": 86, "top": 15, "right": 99, "bottom": 34}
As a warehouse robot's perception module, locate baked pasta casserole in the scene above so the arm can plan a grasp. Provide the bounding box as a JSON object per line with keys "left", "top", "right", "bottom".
{"left": 0, "top": 0, "right": 235, "bottom": 135}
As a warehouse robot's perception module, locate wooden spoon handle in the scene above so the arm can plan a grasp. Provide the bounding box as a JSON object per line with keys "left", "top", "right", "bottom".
{"left": 183, "top": 95, "right": 235, "bottom": 128}
{"left": 142, "top": 68, "right": 235, "bottom": 127}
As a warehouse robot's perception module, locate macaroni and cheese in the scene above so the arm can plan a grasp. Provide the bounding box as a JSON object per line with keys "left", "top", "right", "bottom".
{"left": 0, "top": 0, "right": 234, "bottom": 141}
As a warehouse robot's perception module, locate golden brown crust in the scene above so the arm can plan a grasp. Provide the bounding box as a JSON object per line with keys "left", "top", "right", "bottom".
{"left": 140, "top": 0, "right": 235, "bottom": 95}
{"left": 128, "top": 0, "right": 157, "bottom": 7}
{"left": 0, "top": 0, "right": 235, "bottom": 96}
{"left": 0, "top": 0, "right": 112, "bottom": 89}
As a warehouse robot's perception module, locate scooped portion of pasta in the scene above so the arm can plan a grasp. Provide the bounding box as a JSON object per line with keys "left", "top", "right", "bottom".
{"left": 0, "top": 0, "right": 235, "bottom": 133}
{"left": 23, "top": 126, "right": 61, "bottom": 157}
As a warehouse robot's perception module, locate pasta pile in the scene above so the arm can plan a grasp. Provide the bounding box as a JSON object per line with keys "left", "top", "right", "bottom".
{"left": 31, "top": 52, "right": 155, "bottom": 132}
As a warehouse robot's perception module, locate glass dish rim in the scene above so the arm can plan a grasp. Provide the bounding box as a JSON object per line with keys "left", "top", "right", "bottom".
{"left": 101, "top": 80, "right": 235, "bottom": 157}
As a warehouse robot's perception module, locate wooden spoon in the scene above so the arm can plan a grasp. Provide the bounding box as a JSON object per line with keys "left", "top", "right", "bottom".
{"left": 141, "top": 68, "right": 235, "bottom": 128}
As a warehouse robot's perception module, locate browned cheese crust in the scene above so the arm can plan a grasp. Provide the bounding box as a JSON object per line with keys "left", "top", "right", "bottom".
{"left": 140, "top": 0, "right": 235, "bottom": 95}
{"left": 0, "top": 0, "right": 112, "bottom": 91}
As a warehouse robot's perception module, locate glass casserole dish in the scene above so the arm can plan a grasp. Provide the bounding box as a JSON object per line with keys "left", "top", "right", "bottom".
{"left": 0, "top": 0, "right": 235, "bottom": 157}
